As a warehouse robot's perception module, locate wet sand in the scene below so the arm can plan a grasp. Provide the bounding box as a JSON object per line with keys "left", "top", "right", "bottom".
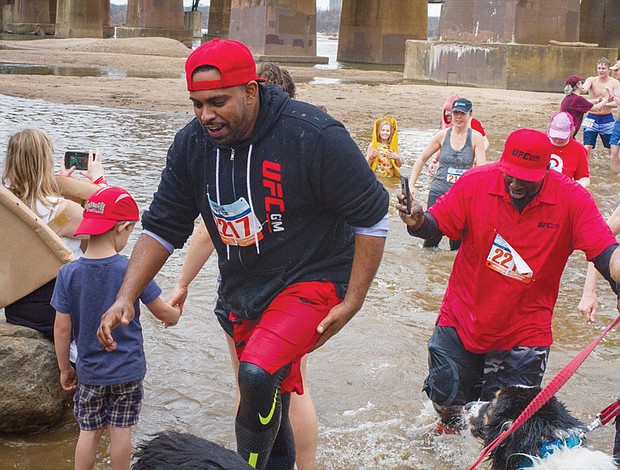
{"left": 0, "top": 37, "right": 561, "bottom": 134}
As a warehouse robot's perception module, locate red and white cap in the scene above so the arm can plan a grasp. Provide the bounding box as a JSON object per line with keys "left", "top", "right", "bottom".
{"left": 74, "top": 186, "right": 139, "bottom": 236}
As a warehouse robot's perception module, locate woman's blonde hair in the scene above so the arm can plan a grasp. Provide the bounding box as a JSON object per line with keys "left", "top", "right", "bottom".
{"left": 2, "top": 128, "right": 59, "bottom": 215}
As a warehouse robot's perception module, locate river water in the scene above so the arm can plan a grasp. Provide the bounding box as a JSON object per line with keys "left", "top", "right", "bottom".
{"left": 0, "top": 93, "right": 618, "bottom": 469}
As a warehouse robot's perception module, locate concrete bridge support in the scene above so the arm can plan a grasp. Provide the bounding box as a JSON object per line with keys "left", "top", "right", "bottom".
{"left": 404, "top": 0, "right": 619, "bottom": 92}
{"left": 228, "top": 0, "right": 326, "bottom": 64}
{"left": 8, "top": 0, "right": 54, "bottom": 34}
{"left": 206, "top": 0, "right": 231, "bottom": 40}
{"left": 439, "top": 0, "right": 580, "bottom": 44}
{"left": 337, "top": 0, "right": 428, "bottom": 65}
{"left": 116, "top": 0, "right": 192, "bottom": 46}
{"left": 580, "top": 0, "right": 620, "bottom": 49}
{"left": 55, "top": 0, "right": 110, "bottom": 38}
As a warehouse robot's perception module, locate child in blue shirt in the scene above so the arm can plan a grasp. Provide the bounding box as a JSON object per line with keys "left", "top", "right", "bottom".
{"left": 52, "top": 186, "right": 180, "bottom": 470}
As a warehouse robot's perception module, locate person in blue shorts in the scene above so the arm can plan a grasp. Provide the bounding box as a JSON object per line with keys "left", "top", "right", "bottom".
{"left": 581, "top": 58, "right": 619, "bottom": 168}
{"left": 52, "top": 186, "right": 180, "bottom": 470}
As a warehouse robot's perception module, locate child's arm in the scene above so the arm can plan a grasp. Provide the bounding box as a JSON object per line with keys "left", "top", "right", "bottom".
{"left": 168, "top": 220, "right": 214, "bottom": 312}
{"left": 390, "top": 150, "right": 403, "bottom": 168}
{"left": 53, "top": 312, "right": 77, "bottom": 392}
{"left": 146, "top": 297, "right": 181, "bottom": 327}
{"left": 366, "top": 143, "right": 377, "bottom": 165}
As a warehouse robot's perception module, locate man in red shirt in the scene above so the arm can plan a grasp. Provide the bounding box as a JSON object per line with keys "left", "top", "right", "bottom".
{"left": 397, "top": 128, "right": 620, "bottom": 431}
{"left": 548, "top": 111, "right": 590, "bottom": 188}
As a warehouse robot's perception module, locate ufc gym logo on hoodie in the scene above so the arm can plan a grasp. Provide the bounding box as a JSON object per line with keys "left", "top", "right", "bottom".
{"left": 262, "top": 161, "right": 285, "bottom": 232}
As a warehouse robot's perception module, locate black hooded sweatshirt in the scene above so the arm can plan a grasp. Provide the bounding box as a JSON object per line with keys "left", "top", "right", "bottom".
{"left": 143, "top": 85, "right": 389, "bottom": 320}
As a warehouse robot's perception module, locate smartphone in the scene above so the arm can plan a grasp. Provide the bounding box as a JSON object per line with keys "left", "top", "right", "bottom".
{"left": 400, "top": 176, "right": 411, "bottom": 215}
{"left": 64, "top": 151, "right": 90, "bottom": 171}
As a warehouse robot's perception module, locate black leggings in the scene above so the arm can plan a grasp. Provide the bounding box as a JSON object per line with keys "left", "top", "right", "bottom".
{"left": 236, "top": 362, "right": 295, "bottom": 470}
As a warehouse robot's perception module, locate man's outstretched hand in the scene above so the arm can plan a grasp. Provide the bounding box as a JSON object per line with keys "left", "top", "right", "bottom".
{"left": 96, "top": 298, "right": 136, "bottom": 351}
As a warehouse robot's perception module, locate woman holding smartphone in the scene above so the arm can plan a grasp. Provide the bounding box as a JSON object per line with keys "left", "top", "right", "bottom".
{"left": 2, "top": 128, "right": 105, "bottom": 339}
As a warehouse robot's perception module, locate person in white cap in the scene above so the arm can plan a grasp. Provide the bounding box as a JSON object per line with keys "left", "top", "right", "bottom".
{"left": 610, "top": 60, "right": 620, "bottom": 80}
{"left": 547, "top": 111, "right": 590, "bottom": 188}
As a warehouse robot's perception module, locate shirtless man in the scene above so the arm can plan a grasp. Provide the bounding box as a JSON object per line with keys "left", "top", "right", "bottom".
{"left": 581, "top": 58, "right": 619, "bottom": 165}
{"left": 606, "top": 61, "right": 620, "bottom": 172}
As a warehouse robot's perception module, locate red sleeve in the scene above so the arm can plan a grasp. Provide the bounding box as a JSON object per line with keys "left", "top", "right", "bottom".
{"left": 571, "top": 185, "right": 616, "bottom": 260}
{"left": 470, "top": 118, "right": 486, "bottom": 136}
{"left": 572, "top": 142, "right": 590, "bottom": 180}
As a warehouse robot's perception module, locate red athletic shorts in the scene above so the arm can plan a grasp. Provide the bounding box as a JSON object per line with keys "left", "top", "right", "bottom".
{"left": 230, "top": 281, "right": 341, "bottom": 394}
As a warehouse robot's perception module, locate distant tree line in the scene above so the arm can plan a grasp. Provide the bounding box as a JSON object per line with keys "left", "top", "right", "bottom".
{"left": 317, "top": 8, "right": 341, "bottom": 34}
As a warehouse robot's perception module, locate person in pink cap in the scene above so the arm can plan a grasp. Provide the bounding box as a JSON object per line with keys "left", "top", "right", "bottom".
{"left": 51, "top": 186, "right": 180, "bottom": 470}
{"left": 547, "top": 111, "right": 590, "bottom": 188}
{"left": 397, "top": 128, "right": 620, "bottom": 433}
{"left": 96, "top": 38, "right": 389, "bottom": 469}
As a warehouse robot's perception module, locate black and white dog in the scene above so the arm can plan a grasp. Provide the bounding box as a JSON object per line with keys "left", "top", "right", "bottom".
{"left": 131, "top": 431, "right": 252, "bottom": 470}
{"left": 464, "top": 385, "right": 617, "bottom": 469}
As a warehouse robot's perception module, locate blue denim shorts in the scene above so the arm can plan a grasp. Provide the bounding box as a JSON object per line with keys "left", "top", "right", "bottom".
{"left": 74, "top": 379, "right": 143, "bottom": 431}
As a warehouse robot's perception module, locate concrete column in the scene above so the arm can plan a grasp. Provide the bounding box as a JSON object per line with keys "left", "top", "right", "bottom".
{"left": 1, "top": 4, "right": 12, "bottom": 32}
{"left": 184, "top": 10, "right": 202, "bottom": 38}
{"left": 125, "top": 0, "right": 184, "bottom": 29}
{"left": 207, "top": 0, "right": 230, "bottom": 39}
{"left": 55, "top": 0, "right": 103, "bottom": 38}
{"left": 580, "top": 0, "right": 620, "bottom": 49}
{"left": 117, "top": 0, "right": 191, "bottom": 46}
{"left": 12, "top": 0, "right": 50, "bottom": 24}
{"left": 10, "top": 0, "right": 54, "bottom": 33}
{"left": 337, "top": 0, "right": 427, "bottom": 65}
{"left": 229, "top": 0, "right": 325, "bottom": 64}
{"left": 439, "top": 0, "right": 580, "bottom": 45}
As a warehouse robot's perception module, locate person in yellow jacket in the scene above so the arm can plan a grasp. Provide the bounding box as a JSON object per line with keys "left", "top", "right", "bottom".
{"left": 366, "top": 117, "right": 402, "bottom": 177}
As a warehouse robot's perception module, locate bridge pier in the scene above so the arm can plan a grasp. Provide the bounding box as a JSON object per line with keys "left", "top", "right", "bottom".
{"left": 116, "top": 0, "right": 192, "bottom": 47}
{"left": 580, "top": 0, "right": 620, "bottom": 49}
{"left": 228, "top": 0, "right": 326, "bottom": 64}
{"left": 337, "top": 0, "right": 427, "bottom": 65}
{"left": 206, "top": 0, "right": 231, "bottom": 41}
{"left": 405, "top": 0, "right": 619, "bottom": 92}
{"left": 439, "top": 0, "right": 580, "bottom": 44}
{"left": 7, "top": 0, "right": 54, "bottom": 35}
{"left": 55, "top": 0, "right": 111, "bottom": 38}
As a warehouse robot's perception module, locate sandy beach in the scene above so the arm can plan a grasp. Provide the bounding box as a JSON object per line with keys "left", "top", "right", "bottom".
{"left": 0, "top": 37, "right": 561, "bottom": 135}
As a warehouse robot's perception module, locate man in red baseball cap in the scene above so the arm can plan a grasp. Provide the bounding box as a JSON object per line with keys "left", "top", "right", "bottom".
{"left": 97, "top": 38, "right": 389, "bottom": 469}
{"left": 397, "top": 128, "right": 620, "bottom": 432}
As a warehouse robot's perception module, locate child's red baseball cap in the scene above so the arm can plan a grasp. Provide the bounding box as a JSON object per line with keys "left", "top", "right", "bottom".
{"left": 185, "top": 38, "right": 265, "bottom": 92}
{"left": 74, "top": 186, "right": 139, "bottom": 236}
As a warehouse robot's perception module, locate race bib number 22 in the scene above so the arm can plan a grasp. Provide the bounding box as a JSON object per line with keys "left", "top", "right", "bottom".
{"left": 485, "top": 233, "right": 533, "bottom": 284}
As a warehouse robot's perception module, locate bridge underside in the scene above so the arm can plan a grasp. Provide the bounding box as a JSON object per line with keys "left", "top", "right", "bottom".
{"left": 0, "top": 0, "right": 618, "bottom": 69}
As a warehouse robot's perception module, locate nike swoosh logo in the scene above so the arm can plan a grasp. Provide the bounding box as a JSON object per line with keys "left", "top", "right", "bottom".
{"left": 258, "top": 389, "right": 279, "bottom": 425}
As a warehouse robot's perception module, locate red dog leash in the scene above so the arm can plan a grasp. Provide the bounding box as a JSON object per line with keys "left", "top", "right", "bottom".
{"left": 586, "top": 398, "right": 620, "bottom": 432}
{"left": 468, "top": 314, "right": 620, "bottom": 470}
